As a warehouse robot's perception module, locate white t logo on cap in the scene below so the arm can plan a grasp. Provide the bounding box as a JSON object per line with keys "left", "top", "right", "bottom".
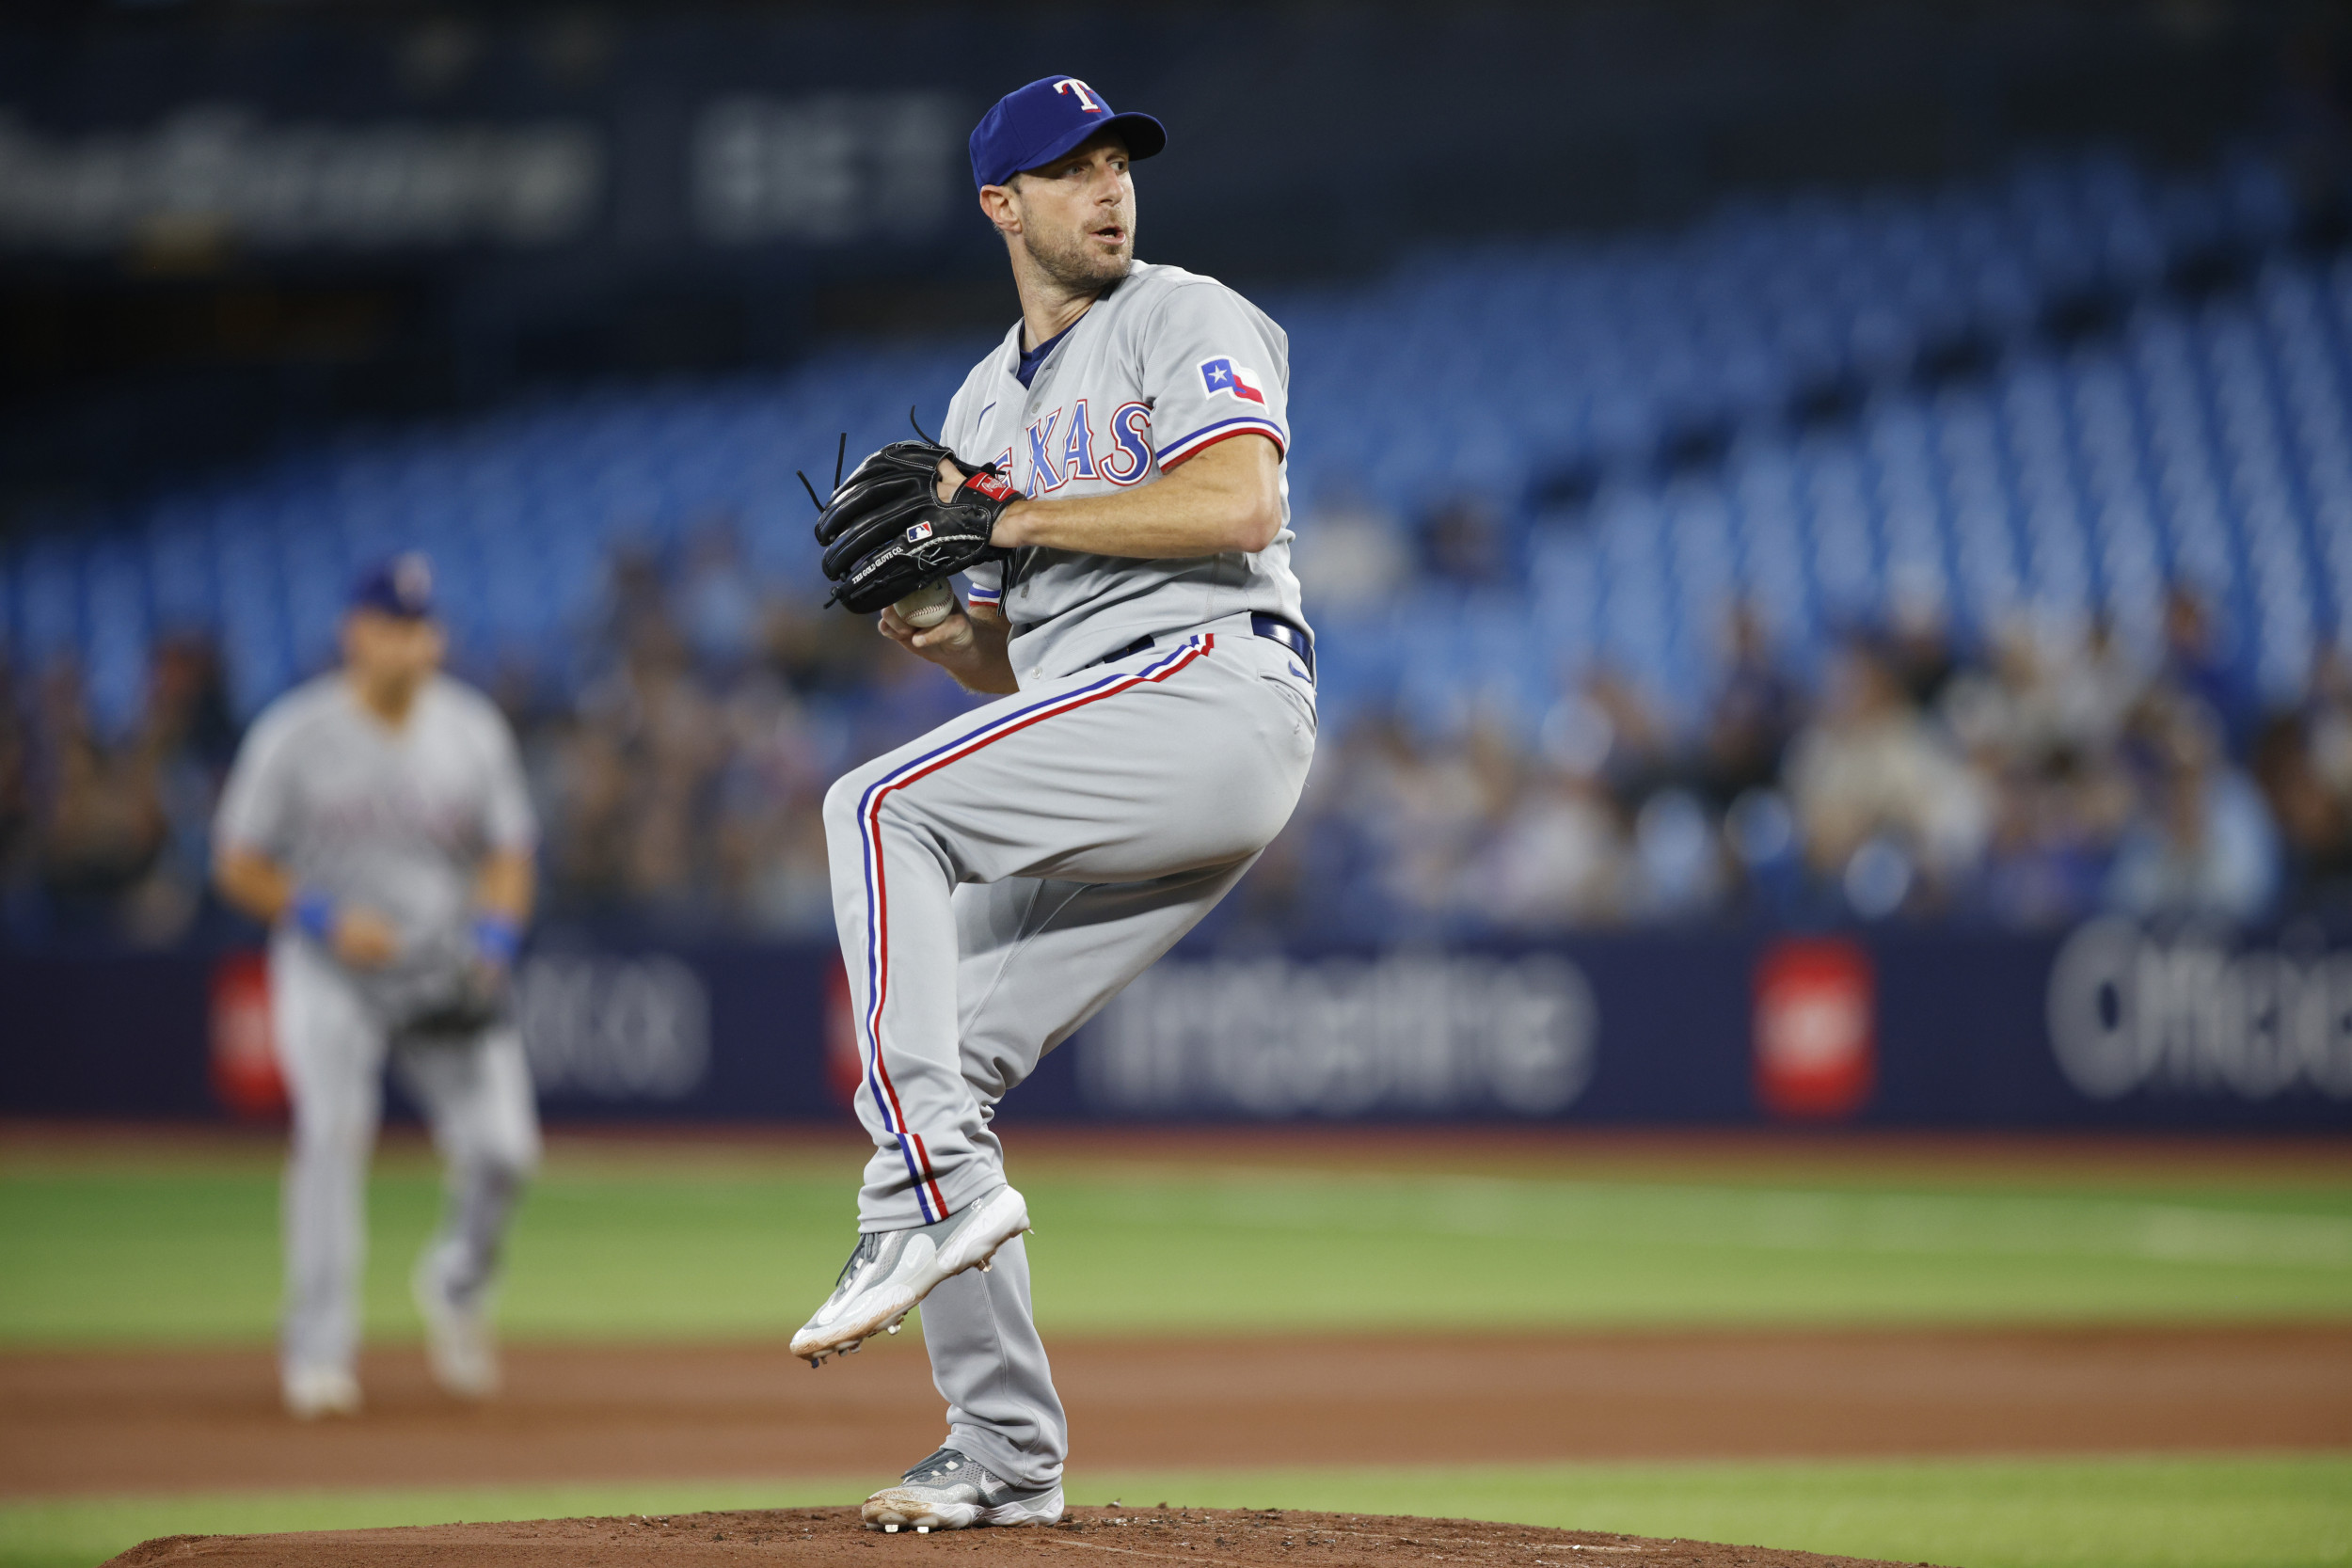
{"left": 1055, "top": 78, "right": 1103, "bottom": 113}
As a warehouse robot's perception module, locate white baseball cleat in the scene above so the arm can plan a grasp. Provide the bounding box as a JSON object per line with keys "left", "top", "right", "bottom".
{"left": 281, "top": 1364, "right": 362, "bottom": 1419}
{"left": 413, "top": 1255, "right": 501, "bottom": 1400}
{"left": 790, "top": 1185, "right": 1030, "bottom": 1366}
{"left": 861, "top": 1447, "right": 1065, "bottom": 1532}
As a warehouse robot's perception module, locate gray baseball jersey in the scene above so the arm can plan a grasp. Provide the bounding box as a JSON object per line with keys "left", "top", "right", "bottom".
{"left": 941, "top": 260, "right": 1308, "bottom": 685}
{"left": 215, "top": 673, "right": 537, "bottom": 960}
{"left": 215, "top": 671, "right": 541, "bottom": 1384}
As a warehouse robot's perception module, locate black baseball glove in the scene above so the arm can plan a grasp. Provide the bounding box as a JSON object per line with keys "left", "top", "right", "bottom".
{"left": 363, "top": 927, "right": 513, "bottom": 1039}
{"left": 814, "top": 438, "right": 1018, "bottom": 615}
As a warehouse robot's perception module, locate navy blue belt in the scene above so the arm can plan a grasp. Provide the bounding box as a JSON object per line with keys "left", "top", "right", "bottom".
{"left": 1090, "top": 614, "right": 1314, "bottom": 682}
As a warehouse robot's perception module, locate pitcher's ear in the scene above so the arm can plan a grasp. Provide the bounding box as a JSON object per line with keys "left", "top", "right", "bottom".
{"left": 979, "top": 182, "right": 1023, "bottom": 233}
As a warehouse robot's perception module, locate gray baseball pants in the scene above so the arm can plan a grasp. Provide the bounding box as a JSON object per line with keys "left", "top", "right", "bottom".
{"left": 821, "top": 619, "right": 1316, "bottom": 1486}
{"left": 269, "top": 937, "right": 541, "bottom": 1378}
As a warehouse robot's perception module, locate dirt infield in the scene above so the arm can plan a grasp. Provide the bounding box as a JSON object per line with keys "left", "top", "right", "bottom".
{"left": 13, "top": 1323, "right": 2349, "bottom": 1498}
{"left": 101, "top": 1505, "right": 1924, "bottom": 1568}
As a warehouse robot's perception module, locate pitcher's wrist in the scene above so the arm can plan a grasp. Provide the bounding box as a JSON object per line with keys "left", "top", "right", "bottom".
{"left": 992, "top": 499, "right": 1034, "bottom": 548}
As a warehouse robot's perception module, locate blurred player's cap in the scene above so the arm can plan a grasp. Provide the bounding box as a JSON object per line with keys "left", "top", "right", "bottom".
{"left": 970, "top": 76, "right": 1165, "bottom": 191}
{"left": 348, "top": 552, "right": 436, "bottom": 620}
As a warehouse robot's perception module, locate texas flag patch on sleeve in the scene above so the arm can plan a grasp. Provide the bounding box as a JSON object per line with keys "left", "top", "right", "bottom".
{"left": 1198, "top": 356, "right": 1266, "bottom": 406}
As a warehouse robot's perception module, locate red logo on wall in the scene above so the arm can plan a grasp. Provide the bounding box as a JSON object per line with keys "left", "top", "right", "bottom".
{"left": 209, "top": 950, "right": 287, "bottom": 1120}
{"left": 1753, "top": 938, "right": 1875, "bottom": 1121}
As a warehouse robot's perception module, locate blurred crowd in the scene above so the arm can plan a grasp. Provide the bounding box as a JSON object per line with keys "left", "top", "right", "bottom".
{"left": 1251, "top": 571, "right": 2352, "bottom": 940}
{"left": 0, "top": 633, "right": 241, "bottom": 947}
{"left": 5, "top": 518, "right": 2351, "bottom": 950}
{"left": 0, "top": 520, "right": 981, "bottom": 948}
{"left": 501, "top": 523, "right": 975, "bottom": 935}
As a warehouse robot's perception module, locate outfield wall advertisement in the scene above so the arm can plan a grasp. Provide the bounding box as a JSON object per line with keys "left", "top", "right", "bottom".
{"left": 4, "top": 924, "right": 2349, "bottom": 1129}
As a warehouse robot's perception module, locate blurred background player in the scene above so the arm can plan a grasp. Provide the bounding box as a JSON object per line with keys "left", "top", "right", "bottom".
{"left": 210, "top": 554, "right": 540, "bottom": 1419}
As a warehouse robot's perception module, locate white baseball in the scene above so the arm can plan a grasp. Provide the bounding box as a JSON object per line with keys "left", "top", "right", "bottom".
{"left": 895, "top": 580, "right": 959, "bottom": 629}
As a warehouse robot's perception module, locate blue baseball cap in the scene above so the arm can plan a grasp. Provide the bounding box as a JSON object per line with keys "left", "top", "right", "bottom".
{"left": 969, "top": 75, "right": 1165, "bottom": 192}
{"left": 348, "top": 552, "right": 436, "bottom": 620}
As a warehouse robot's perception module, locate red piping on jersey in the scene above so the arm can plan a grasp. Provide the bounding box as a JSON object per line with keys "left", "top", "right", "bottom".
{"left": 1159, "top": 420, "right": 1288, "bottom": 470}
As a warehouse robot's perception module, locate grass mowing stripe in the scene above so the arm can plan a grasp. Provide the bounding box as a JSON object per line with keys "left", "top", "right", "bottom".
{"left": 4, "top": 1456, "right": 2346, "bottom": 1568}
{"left": 1093, "top": 1173, "right": 2352, "bottom": 1267}
{"left": 6, "top": 1161, "right": 2351, "bottom": 1348}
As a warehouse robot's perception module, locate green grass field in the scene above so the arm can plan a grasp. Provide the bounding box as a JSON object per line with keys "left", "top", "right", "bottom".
{"left": 6, "top": 1137, "right": 2350, "bottom": 1344}
{"left": 4, "top": 1132, "right": 2349, "bottom": 1568}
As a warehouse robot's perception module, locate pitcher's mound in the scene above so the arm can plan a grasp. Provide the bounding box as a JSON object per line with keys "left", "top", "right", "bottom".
{"left": 105, "top": 1505, "right": 1934, "bottom": 1566}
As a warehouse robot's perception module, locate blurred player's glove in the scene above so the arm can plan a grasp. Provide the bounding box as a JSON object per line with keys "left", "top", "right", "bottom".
{"left": 367, "top": 925, "right": 515, "bottom": 1039}
{"left": 398, "top": 970, "right": 511, "bottom": 1039}
{"left": 813, "top": 439, "right": 1017, "bottom": 615}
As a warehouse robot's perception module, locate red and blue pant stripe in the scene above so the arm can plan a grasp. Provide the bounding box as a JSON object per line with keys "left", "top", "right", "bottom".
{"left": 852, "top": 635, "right": 1215, "bottom": 1223}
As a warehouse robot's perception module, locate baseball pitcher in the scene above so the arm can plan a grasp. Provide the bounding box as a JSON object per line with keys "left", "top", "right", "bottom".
{"left": 792, "top": 77, "right": 1316, "bottom": 1530}
{"left": 212, "top": 555, "right": 540, "bottom": 1418}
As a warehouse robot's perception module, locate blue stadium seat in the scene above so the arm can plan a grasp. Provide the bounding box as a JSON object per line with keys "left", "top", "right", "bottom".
{"left": 18, "top": 146, "right": 2340, "bottom": 734}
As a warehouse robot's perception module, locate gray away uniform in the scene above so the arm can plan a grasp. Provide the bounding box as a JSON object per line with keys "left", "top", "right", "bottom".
{"left": 820, "top": 261, "right": 1316, "bottom": 1484}
{"left": 214, "top": 673, "right": 541, "bottom": 1378}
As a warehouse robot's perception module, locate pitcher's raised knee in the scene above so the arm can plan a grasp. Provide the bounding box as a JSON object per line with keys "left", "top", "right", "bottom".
{"left": 822, "top": 761, "right": 886, "bottom": 851}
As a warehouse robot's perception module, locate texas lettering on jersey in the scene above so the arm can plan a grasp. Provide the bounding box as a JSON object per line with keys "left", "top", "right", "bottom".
{"left": 991, "top": 398, "right": 1159, "bottom": 496}
{"left": 992, "top": 354, "right": 1271, "bottom": 497}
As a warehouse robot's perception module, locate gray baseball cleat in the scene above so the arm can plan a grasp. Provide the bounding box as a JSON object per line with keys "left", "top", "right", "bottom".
{"left": 281, "top": 1363, "right": 361, "bottom": 1420}
{"left": 789, "top": 1184, "right": 1029, "bottom": 1367}
{"left": 862, "top": 1447, "right": 1065, "bottom": 1532}
{"left": 412, "top": 1250, "right": 500, "bottom": 1400}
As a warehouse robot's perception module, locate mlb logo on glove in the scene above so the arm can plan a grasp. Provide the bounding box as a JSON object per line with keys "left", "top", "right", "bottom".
{"left": 905, "top": 522, "right": 935, "bottom": 543}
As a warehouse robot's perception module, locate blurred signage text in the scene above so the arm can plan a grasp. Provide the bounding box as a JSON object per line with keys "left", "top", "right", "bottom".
{"left": 2047, "top": 919, "right": 2352, "bottom": 1102}
{"left": 691, "top": 93, "right": 962, "bottom": 245}
{"left": 1082, "top": 953, "right": 1597, "bottom": 1118}
{"left": 0, "top": 106, "right": 603, "bottom": 253}
{"left": 516, "top": 953, "right": 711, "bottom": 1101}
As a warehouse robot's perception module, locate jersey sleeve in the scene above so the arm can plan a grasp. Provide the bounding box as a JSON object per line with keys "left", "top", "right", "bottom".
{"left": 212, "top": 706, "right": 299, "bottom": 860}
{"left": 475, "top": 706, "right": 539, "bottom": 854}
{"left": 1141, "top": 283, "right": 1290, "bottom": 471}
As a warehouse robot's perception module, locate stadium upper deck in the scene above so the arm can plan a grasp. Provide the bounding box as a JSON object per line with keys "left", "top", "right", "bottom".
{"left": 3, "top": 148, "right": 2335, "bottom": 743}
